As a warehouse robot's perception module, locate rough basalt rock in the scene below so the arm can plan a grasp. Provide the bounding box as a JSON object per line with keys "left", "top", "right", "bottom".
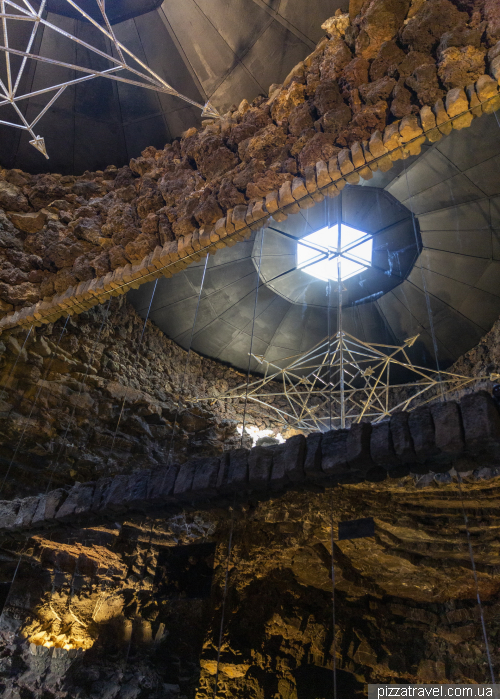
{"left": 0, "top": 297, "right": 285, "bottom": 498}
{"left": 2, "top": 464, "right": 500, "bottom": 698}
{"left": 355, "top": 0, "right": 411, "bottom": 59}
{"left": 400, "top": 0, "right": 470, "bottom": 53}
{"left": 438, "top": 44, "right": 486, "bottom": 88}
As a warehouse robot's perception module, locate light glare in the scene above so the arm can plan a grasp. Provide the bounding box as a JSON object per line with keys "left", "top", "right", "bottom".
{"left": 297, "top": 224, "right": 372, "bottom": 281}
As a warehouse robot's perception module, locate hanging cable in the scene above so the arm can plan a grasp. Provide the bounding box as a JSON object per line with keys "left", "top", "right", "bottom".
{"left": 325, "top": 195, "right": 333, "bottom": 432}
{"left": 0, "top": 315, "right": 70, "bottom": 495}
{"left": 213, "top": 511, "right": 235, "bottom": 699}
{"left": 402, "top": 159, "right": 445, "bottom": 401}
{"left": 330, "top": 493, "right": 337, "bottom": 699}
{"left": 337, "top": 191, "right": 345, "bottom": 429}
{"left": 44, "top": 299, "right": 112, "bottom": 493}
{"left": 456, "top": 473, "right": 496, "bottom": 683}
{"left": 166, "top": 253, "right": 209, "bottom": 464}
{"left": 240, "top": 230, "right": 265, "bottom": 447}
{"left": 327, "top": 277, "right": 333, "bottom": 431}
{"left": 106, "top": 278, "right": 159, "bottom": 466}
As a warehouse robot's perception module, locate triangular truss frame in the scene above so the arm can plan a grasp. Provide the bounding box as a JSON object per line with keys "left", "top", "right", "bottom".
{"left": 0, "top": 0, "right": 219, "bottom": 158}
{"left": 204, "top": 331, "right": 488, "bottom": 432}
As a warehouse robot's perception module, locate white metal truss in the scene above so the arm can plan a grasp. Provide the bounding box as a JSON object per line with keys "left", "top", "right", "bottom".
{"left": 204, "top": 331, "right": 488, "bottom": 433}
{"left": 0, "top": 0, "right": 220, "bottom": 158}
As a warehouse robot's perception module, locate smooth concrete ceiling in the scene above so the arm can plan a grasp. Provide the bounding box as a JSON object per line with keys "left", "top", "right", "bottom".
{"left": 128, "top": 112, "right": 500, "bottom": 376}
{"left": 0, "top": 0, "right": 346, "bottom": 174}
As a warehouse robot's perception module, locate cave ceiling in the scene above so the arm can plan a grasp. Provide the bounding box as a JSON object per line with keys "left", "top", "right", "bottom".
{"left": 128, "top": 111, "right": 500, "bottom": 376}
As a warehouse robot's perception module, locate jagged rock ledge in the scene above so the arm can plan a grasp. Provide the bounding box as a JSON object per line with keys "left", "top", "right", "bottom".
{"left": 1, "top": 390, "right": 499, "bottom": 536}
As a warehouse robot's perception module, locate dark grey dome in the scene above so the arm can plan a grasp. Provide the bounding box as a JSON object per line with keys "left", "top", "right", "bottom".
{"left": 257, "top": 187, "right": 420, "bottom": 310}
{"left": 0, "top": 0, "right": 346, "bottom": 175}
{"left": 128, "top": 111, "right": 500, "bottom": 377}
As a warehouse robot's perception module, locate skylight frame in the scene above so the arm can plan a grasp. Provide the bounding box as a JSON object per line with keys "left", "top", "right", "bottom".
{"left": 296, "top": 223, "right": 373, "bottom": 282}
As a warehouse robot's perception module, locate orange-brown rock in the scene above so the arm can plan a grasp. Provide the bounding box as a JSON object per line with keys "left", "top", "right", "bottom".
{"left": 356, "top": 0, "right": 411, "bottom": 58}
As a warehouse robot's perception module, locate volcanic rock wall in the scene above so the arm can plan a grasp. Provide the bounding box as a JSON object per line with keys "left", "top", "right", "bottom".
{"left": 0, "top": 297, "right": 284, "bottom": 499}
{"left": 0, "top": 0, "right": 500, "bottom": 330}
{"left": 2, "top": 473, "right": 500, "bottom": 698}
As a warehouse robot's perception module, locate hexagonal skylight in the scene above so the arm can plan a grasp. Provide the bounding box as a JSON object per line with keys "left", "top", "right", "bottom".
{"left": 296, "top": 224, "right": 373, "bottom": 282}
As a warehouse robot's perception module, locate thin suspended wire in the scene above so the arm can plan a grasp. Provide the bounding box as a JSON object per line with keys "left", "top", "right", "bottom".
{"left": 0, "top": 315, "right": 70, "bottom": 495}
{"left": 106, "top": 279, "right": 159, "bottom": 466}
{"left": 327, "top": 277, "right": 333, "bottom": 431}
{"left": 330, "top": 493, "right": 337, "bottom": 699}
{"left": 240, "top": 230, "right": 265, "bottom": 447}
{"left": 337, "top": 191, "right": 345, "bottom": 429}
{"left": 326, "top": 196, "right": 333, "bottom": 432}
{"left": 402, "top": 159, "right": 445, "bottom": 401}
{"left": 45, "top": 299, "right": 112, "bottom": 493}
{"left": 213, "top": 512, "right": 234, "bottom": 699}
{"left": 0, "top": 323, "right": 33, "bottom": 391}
{"left": 166, "top": 254, "right": 209, "bottom": 464}
{"left": 456, "top": 473, "right": 496, "bottom": 684}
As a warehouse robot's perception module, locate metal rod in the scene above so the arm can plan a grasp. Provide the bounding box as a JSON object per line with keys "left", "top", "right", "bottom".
{"left": 12, "top": 0, "right": 45, "bottom": 95}
{"left": 240, "top": 229, "right": 265, "bottom": 446}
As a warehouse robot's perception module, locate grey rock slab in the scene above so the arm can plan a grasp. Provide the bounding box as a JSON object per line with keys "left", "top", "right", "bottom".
{"left": 277, "top": 434, "right": 306, "bottom": 483}
{"left": 304, "top": 432, "right": 323, "bottom": 480}
{"left": 225, "top": 448, "right": 249, "bottom": 491}
{"left": 408, "top": 407, "right": 439, "bottom": 463}
{"left": 370, "top": 421, "right": 401, "bottom": 470}
{"left": 104, "top": 475, "right": 130, "bottom": 512}
{"left": 321, "top": 430, "right": 349, "bottom": 480}
{"left": 14, "top": 496, "right": 40, "bottom": 529}
{"left": 147, "top": 465, "right": 179, "bottom": 503}
{"left": 249, "top": 446, "right": 274, "bottom": 490}
{"left": 431, "top": 401, "right": 465, "bottom": 456}
{"left": 32, "top": 488, "right": 67, "bottom": 525}
{"left": 56, "top": 482, "right": 95, "bottom": 520}
{"left": 460, "top": 391, "right": 500, "bottom": 452}
{"left": 390, "top": 412, "right": 417, "bottom": 464}
{"left": 126, "top": 470, "right": 150, "bottom": 508}
{"left": 0, "top": 499, "right": 21, "bottom": 529}
{"left": 91, "top": 478, "right": 112, "bottom": 512}
{"left": 346, "top": 423, "right": 373, "bottom": 474}
{"left": 191, "top": 457, "right": 220, "bottom": 498}
{"left": 174, "top": 460, "right": 197, "bottom": 499}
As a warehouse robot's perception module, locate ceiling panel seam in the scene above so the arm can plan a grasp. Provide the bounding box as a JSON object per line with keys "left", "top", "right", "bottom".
{"left": 190, "top": 0, "right": 273, "bottom": 86}
{"left": 421, "top": 244, "right": 493, "bottom": 261}
{"left": 157, "top": 5, "right": 207, "bottom": 101}
{"left": 161, "top": 0, "right": 268, "bottom": 103}
{"left": 405, "top": 278, "right": 485, "bottom": 340}
{"left": 376, "top": 292, "right": 443, "bottom": 354}
{"left": 415, "top": 258, "right": 491, "bottom": 288}
{"left": 248, "top": 0, "right": 316, "bottom": 49}
{"left": 254, "top": 298, "right": 294, "bottom": 357}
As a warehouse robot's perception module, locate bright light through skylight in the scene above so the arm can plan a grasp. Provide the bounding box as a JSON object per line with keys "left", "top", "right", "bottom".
{"left": 296, "top": 224, "right": 373, "bottom": 282}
